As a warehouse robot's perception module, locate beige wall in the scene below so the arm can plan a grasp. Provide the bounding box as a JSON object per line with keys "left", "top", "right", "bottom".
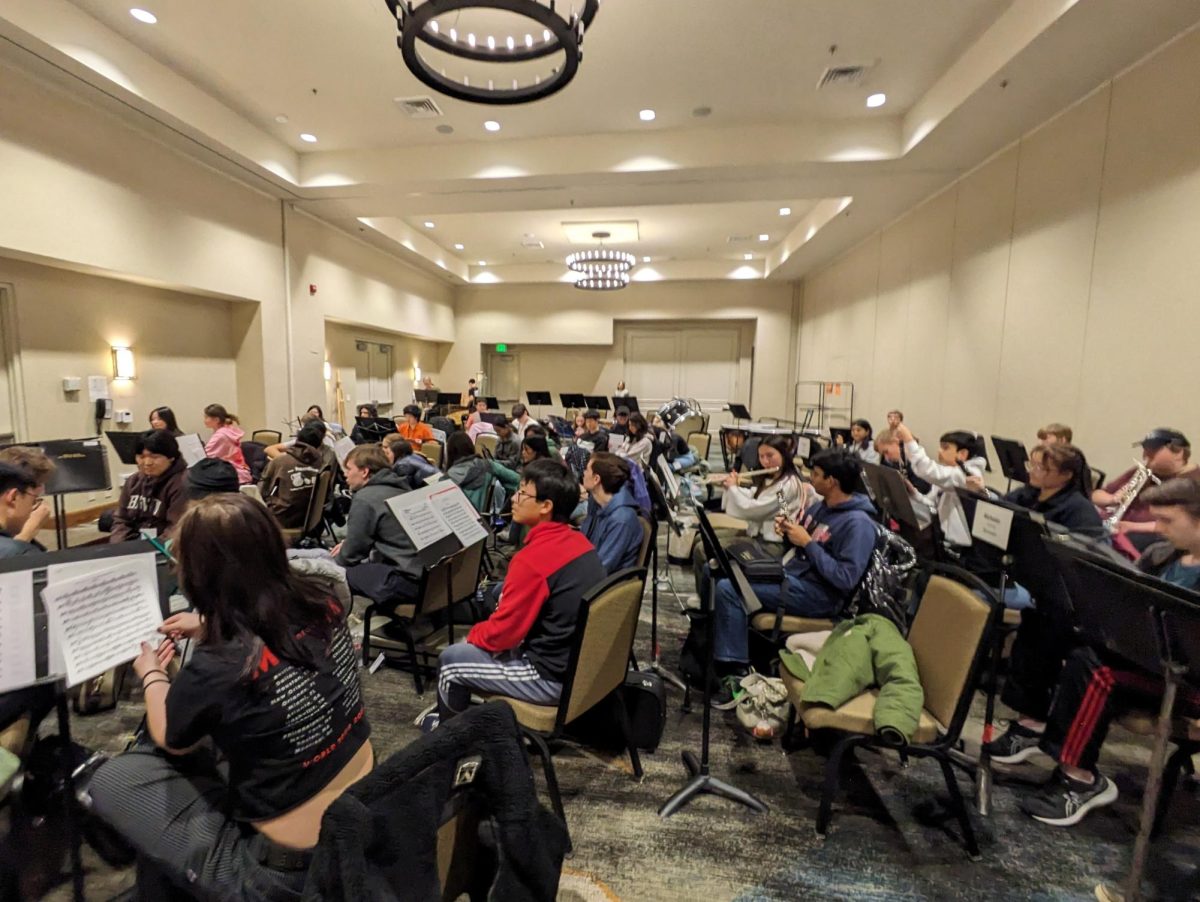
{"left": 322, "top": 321, "right": 447, "bottom": 425}
{"left": 0, "top": 257, "right": 238, "bottom": 509}
{"left": 796, "top": 28, "right": 1200, "bottom": 479}
{"left": 449, "top": 281, "right": 799, "bottom": 420}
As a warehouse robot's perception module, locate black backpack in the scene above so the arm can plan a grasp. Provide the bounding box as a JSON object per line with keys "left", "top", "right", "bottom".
{"left": 845, "top": 523, "right": 918, "bottom": 632}
{"left": 620, "top": 670, "right": 667, "bottom": 751}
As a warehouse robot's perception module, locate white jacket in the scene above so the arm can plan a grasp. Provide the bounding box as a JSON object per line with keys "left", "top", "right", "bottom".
{"left": 615, "top": 434, "right": 653, "bottom": 469}
{"left": 903, "top": 440, "right": 986, "bottom": 546}
{"left": 721, "top": 473, "right": 811, "bottom": 543}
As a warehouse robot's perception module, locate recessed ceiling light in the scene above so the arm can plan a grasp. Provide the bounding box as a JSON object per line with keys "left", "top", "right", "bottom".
{"left": 483, "top": 120, "right": 501, "bottom": 132}
{"left": 642, "top": 256, "right": 651, "bottom": 263}
{"left": 274, "top": 114, "right": 289, "bottom": 124}
{"left": 692, "top": 106, "right": 712, "bottom": 118}
{"left": 743, "top": 253, "right": 753, "bottom": 260}
{"left": 129, "top": 8, "right": 157, "bottom": 24}
{"left": 758, "top": 234, "right": 769, "bottom": 242}
{"left": 478, "top": 260, "right": 487, "bottom": 266}
{"left": 423, "top": 221, "right": 435, "bottom": 229}
{"left": 454, "top": 243, "right": 464, "bottom": 250}
{"left": 639, "top": 109, "right": 656, "bottom": 122}
{"left": 866, "top": 93, "right": 887, "bottom": 108}
{"left": 436, "top": 124, "right": 455, "bottom": 135}
{"left": 299, "top": 133, "right": 317, "bottom": 143}
{"left": 779, "top": 207, "right": 791, "bottom": 216}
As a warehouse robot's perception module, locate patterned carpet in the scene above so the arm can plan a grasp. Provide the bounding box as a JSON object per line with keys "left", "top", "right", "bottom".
{"left": 21, "top": 535, "right": 1200, "bottom": 901}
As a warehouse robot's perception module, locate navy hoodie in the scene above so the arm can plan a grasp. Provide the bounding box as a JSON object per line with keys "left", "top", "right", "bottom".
{"left": 784, "top": 493, "right": 877, "bottom": 612}
{"left": 581, "top": 483, "right": 644, "bottom": 575}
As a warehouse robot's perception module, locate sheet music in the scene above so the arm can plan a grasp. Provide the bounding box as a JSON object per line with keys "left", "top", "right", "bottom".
{"left": 0, "top": 571, "right": 37, "bottom": 692}
{"left": 41, "top": 556, "right": 163, "bottom": 687}
{"left": 386, "top": 487, "right": 454, "bottom": 551}
{"left": 429, "top": 483, "right": 488, "bottom": 546}
{"left": 177, "top": 433, "right": 207, "bottom": 466}
{"left": 333, "top": 436, "right": 356, "bottom": 466}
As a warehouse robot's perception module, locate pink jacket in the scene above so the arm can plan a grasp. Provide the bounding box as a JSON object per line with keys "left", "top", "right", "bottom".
{"left": 205, "top": 424, "right": 251, "bottom": 483}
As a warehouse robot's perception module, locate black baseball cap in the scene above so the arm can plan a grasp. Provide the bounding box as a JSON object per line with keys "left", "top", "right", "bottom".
{"left": 616, "top": 406, "right": 630, "bottom": 417}
{"left": 187, "top": 458, "right": 241, "bottom": 499}
{"left": 1135, "top": 428, "right": 1190, "bottom": 450}
{"left": 584, "top": 409, "right": 600, "bottom": 420}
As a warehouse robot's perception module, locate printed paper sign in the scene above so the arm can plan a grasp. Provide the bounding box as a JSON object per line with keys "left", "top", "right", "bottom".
{"left": 971, "top": 500, "right": 1014, "bottom": 550}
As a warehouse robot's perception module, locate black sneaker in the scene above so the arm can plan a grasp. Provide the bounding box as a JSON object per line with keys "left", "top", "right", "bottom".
{"left": 983, "top": 721, "right": 1047, "bottom": 764}
{"left": 710, "top": 675, "right": 745, "bottom": 710}
{"left": 1020, "top": 769, "right": 1118, "bottom": 826}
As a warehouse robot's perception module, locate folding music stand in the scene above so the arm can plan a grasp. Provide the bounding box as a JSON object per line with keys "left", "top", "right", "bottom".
{"left": 991, "top": 436, "right": 1030, "bottom": 491}
{"left": 483, "top": 396, "right": 499, "bottom": 410}
{"left": 436, "top": 392, "right": 463, "bottom": 409}
{"left": 525, "top": 390, "right": 552, "bottom": 418}
{"left": 643, "top": 473, "right": 688, "bottom": 693}
{"left": 479, "top": 412, "right": 506, "bottom": 427}
{"left": 583, "top": 395, "right": 610, "bottom": 413}
{"left": 726, "top": 403, "right": 752, "bottom": 423}
{"left": 104, "top": 430, "right": 141, "bottom": 466}
{"left": 660, "top": 506, "right": 768, "bottom": 818}
{"left": 829, "top": 426, "right": 852, "bottom": 447}
{"left": 615, "top": 395, "right": 640, "bottom": 413}
{"left": 559, "top": 392, "right": 586, "bottom": 410}
{"left": 355, "top": 417, "right": 398, "bottom": 441}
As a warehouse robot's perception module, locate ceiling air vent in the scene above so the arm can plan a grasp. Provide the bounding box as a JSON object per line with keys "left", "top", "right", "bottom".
{"left": 393, "top": 95, "right": 444, "bottom": 118}
{"left": 816, "top": 63, "right": 875, "bottom": 90}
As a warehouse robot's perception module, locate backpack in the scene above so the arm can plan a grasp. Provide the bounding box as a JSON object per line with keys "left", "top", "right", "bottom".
{"left": 626, "top": 465, "right": 652, "bottom": 517}
{"left": 620, "top": 670, "right": 667, "bottom": 751}
{"left": 844, "top": 523, "right": 918, "bottom": 632}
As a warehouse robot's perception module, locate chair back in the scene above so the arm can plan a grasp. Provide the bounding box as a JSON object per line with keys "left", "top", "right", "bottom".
{"left": 558, "top": 569, "right": 646, "bottom": 726}
{"left": 635, "top": 515, "right": 655, "bottom": 571}
{"left": 907, "top": 573, "right": 996, "bottom": 733}
{"left": 475, "top": 433, "right": 499, "bottom": 457}
{"left": 301, "top": 468, "right": 334, "bottom": 536}
{"left": 420, "top": 440, "right": 442, "bottom": 468}
{"left": 251, "top": 429, "right": 282, "bottom": 446}
{"left": 686, "top": 431, "right": 711, "bottom": 460}
{"left": 1089, "top": 467, "right": 1107, "bottom": 492}
{"left": 674, "top": 413, "right": 704, "bottom": 441}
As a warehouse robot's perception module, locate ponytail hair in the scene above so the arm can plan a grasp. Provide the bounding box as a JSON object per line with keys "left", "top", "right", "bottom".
{"left": 204, "top": 403, "right": 239, "bottom": 426}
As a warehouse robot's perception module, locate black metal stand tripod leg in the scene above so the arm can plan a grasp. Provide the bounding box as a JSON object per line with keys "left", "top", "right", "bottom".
{"left": 649, "top": 544, "right": 687, "bottom": 693}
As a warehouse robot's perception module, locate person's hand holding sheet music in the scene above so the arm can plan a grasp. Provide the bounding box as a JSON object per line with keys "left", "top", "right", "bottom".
{"left": 134, "top": 636, "right": 176, "bottom": 680}
{"left": 161, "top": 611, "right": 204, "bottom": 642}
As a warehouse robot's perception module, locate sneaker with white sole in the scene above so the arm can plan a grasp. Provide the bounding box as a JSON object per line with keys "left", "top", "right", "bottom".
{"left": 1020, "top": 769, "right": 1118, "bottom": 826}
{"left": 983, "top": 721, "right": 1048, "bottom": 764}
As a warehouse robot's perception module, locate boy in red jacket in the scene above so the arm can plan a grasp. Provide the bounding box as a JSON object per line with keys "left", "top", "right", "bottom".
{"left": 433, "top": 459, "right": 605, "bottom": 726}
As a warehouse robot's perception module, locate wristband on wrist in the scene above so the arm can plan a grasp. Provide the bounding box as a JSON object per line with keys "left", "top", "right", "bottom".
{"left": 141, "top": 669, "right": 168, "bottom": 681}
{"left": 142, "top": 678, "right": 170, "bottom": 690}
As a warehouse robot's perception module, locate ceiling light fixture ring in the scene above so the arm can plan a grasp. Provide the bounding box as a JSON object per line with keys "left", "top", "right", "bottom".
{"left": 385, "top": 0, "right": 598, "bottom": 105}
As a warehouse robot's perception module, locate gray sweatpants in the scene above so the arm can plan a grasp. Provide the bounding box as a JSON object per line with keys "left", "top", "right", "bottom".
{"left": 436, "top": 642, "right": 562, "bottom": 719}
{"left": 89, "top": 744, "right": 308, "bottom": 901}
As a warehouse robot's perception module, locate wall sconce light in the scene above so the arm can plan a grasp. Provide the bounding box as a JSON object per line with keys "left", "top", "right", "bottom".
{"left": 413, "top": 365, "right": 422, "bottom": 383}
{"left": 111, "top": 346, "right": 136, "bottom": 380}
{"left": 323, "top": 360, "right": 332, "bottom": 381}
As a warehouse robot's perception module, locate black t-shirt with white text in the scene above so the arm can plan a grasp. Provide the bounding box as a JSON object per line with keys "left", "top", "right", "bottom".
{"left": 165, "top": 610, "right": 369, "bottom": 821}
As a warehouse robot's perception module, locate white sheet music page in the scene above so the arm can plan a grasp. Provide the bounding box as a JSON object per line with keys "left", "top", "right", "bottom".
{"left": 333, "top": 437, "right": 356, "bottom": 466}
{"left": 429, "top": 483, "right": 488, "bottom": 546}
{"left": 0, "top": 571, "right": 37, "bottom": 692}
{"left": 42, "top": 555, "right": 162, "bottom": 687}
{"left": 386, "top": 484, "right": 454, "bottom": 551}
{"left": 177, "top": 433, "right": 207, "bottom": 467}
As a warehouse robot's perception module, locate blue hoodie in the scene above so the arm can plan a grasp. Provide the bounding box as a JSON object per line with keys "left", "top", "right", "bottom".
{"left": 784, "top": 493, "right": 877, "bottom": 611}
{"left": 581, "top": 483, "right": 644, "bottom": 575}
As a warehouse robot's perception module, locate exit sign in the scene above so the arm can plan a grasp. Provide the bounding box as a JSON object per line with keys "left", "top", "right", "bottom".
{"left": 495, "top": 343, "right": 508, "bottom": 353}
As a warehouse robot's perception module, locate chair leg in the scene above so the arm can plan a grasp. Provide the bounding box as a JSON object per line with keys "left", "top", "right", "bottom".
{"left": 523, "top": 728, "right": 570, "bottom": 852}
{"left": 937, "top": 754, "right": 980, "bottom": 859}
{"left": 406, "top": 628, "right": 424, "bottom": 695}
{"left": 361, "top": 605, "right": 376, "bottom": 666}
{"left": 613, "top": 691, "right": 643, "bottom": 781}
{"left": 816, "top": 734, "right": 856, "bottom": 837}
{"left": 1151, "top": 744, "right": 1192, "bottom": 838}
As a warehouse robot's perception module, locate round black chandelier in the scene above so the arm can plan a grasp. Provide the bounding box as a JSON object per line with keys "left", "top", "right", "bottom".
{"left": 567, "top": 231, "right": 634, "bottom": 291}
{"left": 383, "top": 0, "right": 601, "bottom": 105}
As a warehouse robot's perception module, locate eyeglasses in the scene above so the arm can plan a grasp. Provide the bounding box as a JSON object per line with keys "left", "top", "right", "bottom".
{"left": 1025, "top": 460, "right": 1051, "bottom": 474}
{"left": 513, "top": 488, "right": 539, "bottom": 505}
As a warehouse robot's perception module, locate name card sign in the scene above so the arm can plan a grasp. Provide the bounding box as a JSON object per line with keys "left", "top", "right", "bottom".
{"left": 971, "top": 500, "right": 1014, "bottom": 551}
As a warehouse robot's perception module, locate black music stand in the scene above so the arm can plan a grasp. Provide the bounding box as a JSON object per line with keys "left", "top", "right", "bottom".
{"left": 355, "top": 417, "right": 398, "bottom": 442}
{"left": 615, "top": 395, "right": 640, "bottom": 413}
{"left": 559, "top": 392, "right": 586, "bottom": 410}
{"left": 436, "top": 392, "right": 463, "bottom": 409}
{"left": 660, "top": 507, "right": 768, "bottom": 818}
{"left": 829, "top": 426, "right": 852, "bottom": 447}
{"left": 991, "top": 436, "right": 1030, "bottom": 491}
{"left": 480, "top": 412, "right": 505, "bottom": 427}
{"left": 727, "top": 403, "right": 752, "bottom": 423}
{"left": 483, "top": 396, "right": 499, "bottom": 410}
{"left": 104, "top": 430, "right": 141, "bottom": 466}
{"left": 526, "top": 390, "right": 552, "bottom": 418}
{"left": 583, "top": 395, "right": 610, "bottom": 413}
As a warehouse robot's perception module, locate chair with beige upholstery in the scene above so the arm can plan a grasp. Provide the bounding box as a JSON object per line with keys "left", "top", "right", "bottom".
{"left": 636, "top": 514, "right": 655, "bottom": 573}
{"left": 781, "top": 568, "right": 999, "bottom": 857}
{"left": 419, "top": 439, "right": 443, "bottom": 469}
{"left": 477, "top": 567, "right": 647, "bottom": 850}
{"left": 251, "top": 429, "right": 282, "bottom": 446}
{"left": 361, "top": 541, "right": 485, "bottom": 693}
{"left": 474, "top": 433, "right": 499, "bottom": 458}
{"left": 686, "top": 431, "right": 711, "bottom": 462}
{"left": 279, "top": 467, "right": 333, "bottom": 547}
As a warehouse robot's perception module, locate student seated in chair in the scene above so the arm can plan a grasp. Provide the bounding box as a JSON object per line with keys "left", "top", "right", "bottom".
{"left": 260, "top": 422, "right": 323, "bottom": 529}
{"left": 202, "top": 403, "right": 251, "bottom": 484}
{"left": 492, "top": 417, "right": 522, "bottom": 471}
{"left": 581, "top": 452, "right": 643, "bottom": 575}
{"left": 987, "top": 478, "right": 1200, "bottom": 827}
{"left": 874, "top": 429, "right": 936, "bottom": 529}
{"left": 382, "top": 435, "right": 438, "bottom": 490}
{"left": 265, "top": 415, "right": 337, "bottom": 472}
{"left": 333, "top": 445, "right": 422, "bottom": 607}
{"left": 464, "top": 397, "right": 489, "bottom": 431}
{"left": 579, "top": 410, "right": 609, "bottom": 453}
{"left": 396, "top": 404, "right": 434, "bottom": 451}
{"left": 710, "top": 450, "right": 877, "bottom": 706}
{"left": 892, "top": 422, "right": 987, "bottom": 549}
{"left": 444, "top": 431, "right": 520, "bottom": 514}
{"left": 610, "top": 406, "right": 631, "bottom": 438}
{"left": 89, "top": 494, "right": 373, "bottom": 899}
{"left": 111, "top": 430, "right": 189, "bottom": 543}
{"left": 510, "top": 402, "right": 535, "bottom": 441}
{"left": 614, "top": 412, "right": 653, "bottom": 469}
{"left": 431, "top": 459, "right": 606, "bottom": 730}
